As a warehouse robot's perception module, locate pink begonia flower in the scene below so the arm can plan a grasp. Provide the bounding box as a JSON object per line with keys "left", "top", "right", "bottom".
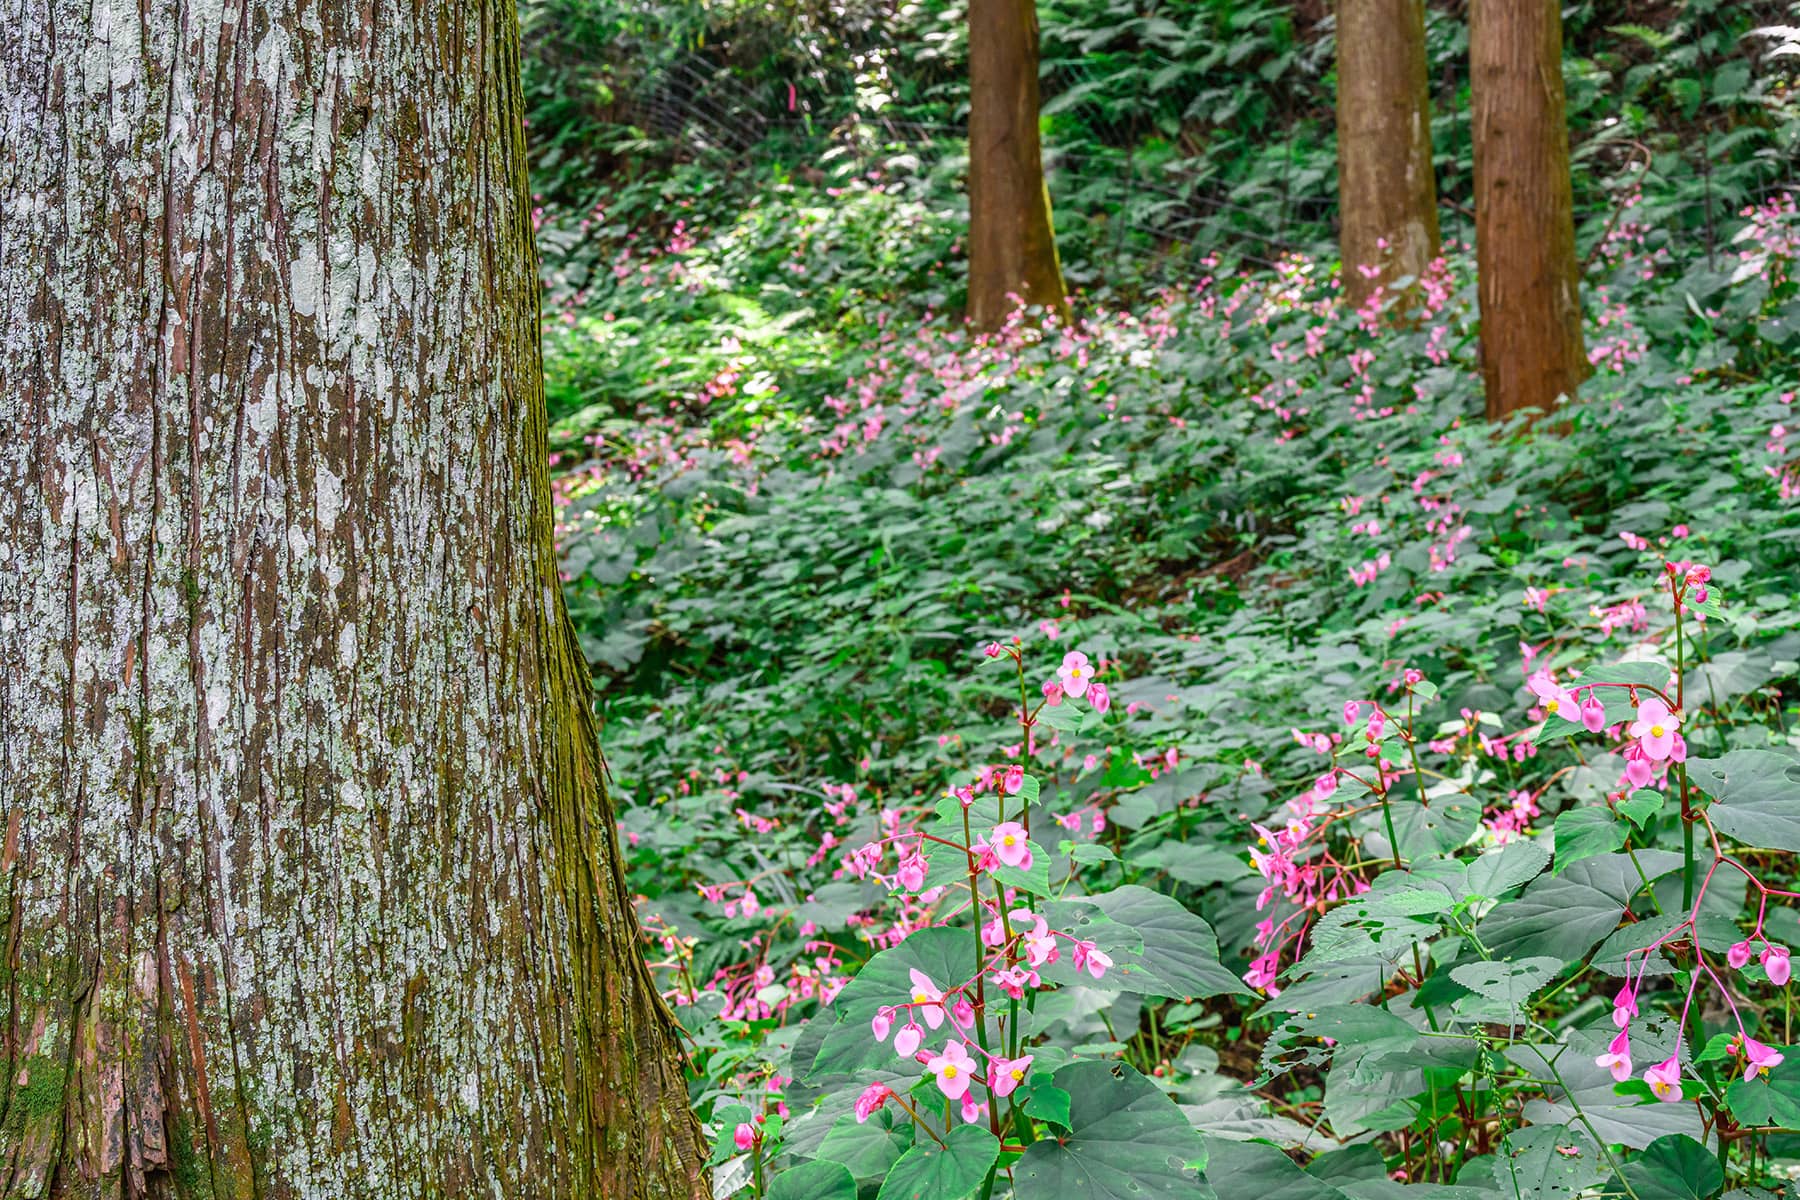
{"left": 1595, "top": 1029, "right": 1633, "bottom": 1082}
{"left": 908, "top": 969, "right": 946, "bottom": 1029}
{"left": 897, "top": 852, "right": 928, "bottom": 892}
{"left": 1002, "top": 765, "right": 1024, "bottom": 796}
{"left": 1343, "top": 701, "right": 1363, "bottom": 725}
{"left": 1041, "top": 678, "right": 1063, "bottom": 706}
{"left": 1021, "top": 915, "right": 1059, "bottom": 967}
{"left": 990, "top": 1054, "right": 1034, "bottom": 1098}
{"left": 951, "top": 997, "right": 976, "bottom": 1030}
{"left": 1624, "top": 744, "right": 1655, "bottom": 789}
{"left": 1728, "top": 941, "right": 1754, "bottom": 970}
{"left": 871, "top": 1006, "right": 895, "bottom": 1042}
{"left": 1763, "top": 945, "right": 1792, "bottom": 986}
{"left": 1087, "top": 682, "right": 1111, "bottom": 714}
{"left": 959, "top": 1093, "right": 986, "bottom": 1125}
{"left": 1528, "top": 670, "right": 1580, "bottom": 720}
{"left": 928, "top": 1040, "right": 978, "bottom": 1100}
{"left": 733, "top": 1123, "right": 756, "bottom": 1151}
{"left": 1580, "top": 692, "right": 1607, "bottom": 733}
{"left": 1613, "top": 985, "right": 1639, "bottom": 1028}
{"left": 984, "top": 642, "right": 1003, "bottom": 658}
{"left": 1072, "top": 940, "right": 1113, "bottom": 979}
{"left": 893, "top": 1022, "right": 924, "bottom": 1057}
{"left": 1057, "top": 652, "right": 1094, "bottom": 699}
{"left": 854, "top": 1082, "right": 893, "bottom": 1123}
{"left": 1644, "top": 1056, "right": 1683, "bottom": 1102}
{"left": 991, "top": 822, "right": 1031, "bottom": 868}
{"left": 1628, "top": 697, "right": 1681, "bottom": 761}
{"left": 1742, "top": 1037, "right": 1785, "bottom": 1082}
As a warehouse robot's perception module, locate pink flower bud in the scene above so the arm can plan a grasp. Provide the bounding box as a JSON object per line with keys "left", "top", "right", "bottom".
{"left": 733, "top": 1123, "right": 756, "bottom": 1152}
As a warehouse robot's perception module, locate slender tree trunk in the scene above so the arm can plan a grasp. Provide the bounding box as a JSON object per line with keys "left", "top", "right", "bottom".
{"left": 967, "top": 0, "right": 1071, "bottom": 330}
{"left": 1335, "top": 0, "right": 1441, "bottom": 309}
{"left": 1470, "top": 0, "right": 1589, "bottom": 420}
{"left": 0, "top": 0, "right": 707, "bottom": 1193}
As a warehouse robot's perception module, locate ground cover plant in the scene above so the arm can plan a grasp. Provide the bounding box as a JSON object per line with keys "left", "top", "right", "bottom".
{"left": 525, "top": 1, "right": 1800, "bottom": 1196}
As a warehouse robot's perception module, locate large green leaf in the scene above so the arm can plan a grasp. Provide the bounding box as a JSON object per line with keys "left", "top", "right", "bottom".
{"left": 1085, "top": 885, "right": 1253, "bottom": 998}
{"left": 1552, "top": 808, "right": 1627, "bottom": 873}
{"left": 1384, "top": 797, "right": 1481, "bottom": 860}
{"left": 1723, "top": 1049, "right": 1800, "bottom": 1128}
{"left": 814, "top": 1111, "right": 914, "bottom": 1179}
{"left": 1013, "top": 1061, "right": 1209, "bottom": 1200}
{"left": 875, "top": 1124, "right": 998, "bottom": 1200}
{"left": 1494, "top": 1125, "right": 1608, "bottom": 1200}
{"left": 1687, "top": 750, "right": 1800, "bottom": 851}
{"left": 1616, "top": 1135, "right": 1724, "bottom": 1200}
{"left": 1462, "top": 841, "right": 1552, "bottom": 899}
{"left": 1478, "top": 876, "right": 1624, "bottom": 962}
{"left": 1257, "top": 1005, "right": 1419, "bottom": 1085}
{"left": 1450, "top": 957, "right": 1564, "bottom": 1021}
{"left": 767, "top": 1159, "right": 857, "bottom": 1200}
{"left": 807, "top": 927, "right": 978, "bottom": 1079}
{"left": 1202, "top": 1135, "right": 1349, "bottom": 1200}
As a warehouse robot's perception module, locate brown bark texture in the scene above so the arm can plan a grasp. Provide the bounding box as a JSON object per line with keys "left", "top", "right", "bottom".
{"left": 967, "top": 0, "right": 1071, "bottom": 330}
{"left": 1335, "top": 0, "right": 1442, "bottom": 309}
{"left": 1470, "top": 0, "right": 1590, "bottom": 419}
{"left": 0, "top": 0, "right": 709, "bottom": 1194}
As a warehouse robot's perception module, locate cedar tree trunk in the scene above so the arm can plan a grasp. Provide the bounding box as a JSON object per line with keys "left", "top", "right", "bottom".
{"left": 1470, "top": 0, "right": 1590, "bottom": 419}
{"left": 0, "top": 0, "right": 709, "bottom": 1194}
{"left": 1336, "top": 0, "right": 1442, "bottom": 308}
{"left": 967, "top": 0, "right": 1071, "bottom": 330}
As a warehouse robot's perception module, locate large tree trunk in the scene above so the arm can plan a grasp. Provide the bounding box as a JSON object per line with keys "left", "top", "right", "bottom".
{"left": 0, "top": 0, "right": 708, "bottom": 1193}
{"left": 1470, "top": 0, "right": 1589, "bottom": 420}
{"left": 967, "top": 0, "right": 1071, "bottom": 330}
{"left": 1335, "top": 0, "right": 1442, "bottom": 309}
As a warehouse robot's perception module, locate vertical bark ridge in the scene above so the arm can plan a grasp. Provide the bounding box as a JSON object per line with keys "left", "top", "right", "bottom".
{"left": 1335, "top": 0, "right": 1441, "bottom": 310}
{"left": 0, "top": 0, "right": 709, "bottom": 1192}
{"left": 966, "top": 0, "right": 1070, "bottom": 330}
{"left": 1470, "top": 0, "right": 1589, "bottom": 419}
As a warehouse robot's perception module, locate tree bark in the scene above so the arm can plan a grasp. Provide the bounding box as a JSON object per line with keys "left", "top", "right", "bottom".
{"left": 1470, "top": 0, "right": 1590, "bottom": 420}
{"left": 967, "top": 0, "right": 1071, "bottom": 330}
{"left": 1335, "top": 0, "right": 1442, "bottom": 309}
{"left": 0, "top": 0, "right": 708, "bottom": 1194}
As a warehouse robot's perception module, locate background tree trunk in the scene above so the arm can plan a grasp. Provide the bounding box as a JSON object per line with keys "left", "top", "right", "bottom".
{"left": 0, "top": 0, "right": 708, "bottom": 1193}
{"left": 1470, "top": 0, "right": 1590, "bottom": 420}
{"left": 967, "top": 0, "right": 1071, "bottom": 330}
{"left": 1336, "top": 0, "right": 1442, "bottom": 309}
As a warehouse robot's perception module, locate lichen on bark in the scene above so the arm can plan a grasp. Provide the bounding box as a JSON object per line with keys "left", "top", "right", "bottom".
{"left": 0, "top": 0, "right": 708, "bottom": 1193}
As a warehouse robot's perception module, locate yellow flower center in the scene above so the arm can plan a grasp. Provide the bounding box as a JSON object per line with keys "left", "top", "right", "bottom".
{"left": 1002, "top": 835, "right": 1017, "bottom": 847}
{"left": 1651, "top": 724, "right": 1666, "bottom": 737}
{"left": 913, "top": 992, "right": 928, "bottom": 1003}
{"left": 1546, "top": 699, "right": 1560, "bottom": 712}
{"left": 1010, "top": 1068, "right": 1025, "bottom": 1081}
{"left": 943, "top": 1066, "right": 959, "bottom": 1079}
{"left": 1653, "top": 1081, "right": 1672, "bottom": 1096}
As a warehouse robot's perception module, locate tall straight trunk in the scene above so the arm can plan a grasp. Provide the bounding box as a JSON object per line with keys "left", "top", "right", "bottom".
{"left": 0, "top": 0, "right": 707, "bottom": 1193}
{"left": 967, "top": 0, "right": 1071, "bottom": 330}
{"left": 1470, "top": 0, "right": 1589, "bottom": 420}
{"left": 1335, "top": 0, "right": 1442, "bottom": 308}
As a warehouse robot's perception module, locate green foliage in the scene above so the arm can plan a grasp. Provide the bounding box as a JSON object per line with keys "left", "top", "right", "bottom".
{"left": 519, "top": 0, "right": 1800, "bottom": 1195}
